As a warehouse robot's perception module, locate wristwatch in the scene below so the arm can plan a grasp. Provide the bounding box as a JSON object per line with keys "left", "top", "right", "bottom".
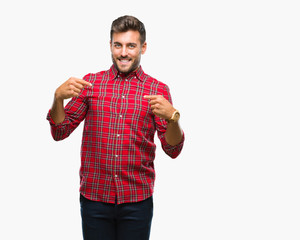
{"left": 167, "top": 109, "right": 180, "bottom": 123}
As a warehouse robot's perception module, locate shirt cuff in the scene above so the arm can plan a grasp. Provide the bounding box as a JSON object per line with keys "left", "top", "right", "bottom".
{"left": 46, "top": 109, "right": 69, "bottom": 127}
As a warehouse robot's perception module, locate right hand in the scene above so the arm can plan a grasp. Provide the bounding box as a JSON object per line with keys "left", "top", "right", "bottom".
{"left": 55, "top": 77, "right": 92, "bottom": 100}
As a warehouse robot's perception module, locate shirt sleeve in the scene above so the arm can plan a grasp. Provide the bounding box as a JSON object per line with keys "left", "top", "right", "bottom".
{"left": 155, "top": 84, "right": 185, "bottom": 159}
{"left": 46, "top": 75, "right": 90, "bottom": 141}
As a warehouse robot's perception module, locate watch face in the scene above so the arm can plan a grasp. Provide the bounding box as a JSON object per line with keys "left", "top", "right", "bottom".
{"left": 174, "top": 112, "right": 180, "bottom": 120}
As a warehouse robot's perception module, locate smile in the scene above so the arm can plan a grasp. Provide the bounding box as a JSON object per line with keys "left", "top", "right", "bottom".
{"left": 119, "top": 59, "right": 131, "bottom": 64}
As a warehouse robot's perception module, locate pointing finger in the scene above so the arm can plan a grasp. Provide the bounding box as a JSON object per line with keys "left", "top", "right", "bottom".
{"left": 75, "top": 78, "right": 93, "bottom": 87}
{"left": 144, "top": 95, "right": 159, "bottom": 100}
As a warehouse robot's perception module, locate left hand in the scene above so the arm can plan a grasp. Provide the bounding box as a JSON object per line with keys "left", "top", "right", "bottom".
{"left": 144, "top": 95, "right": 175, "bottom": 120}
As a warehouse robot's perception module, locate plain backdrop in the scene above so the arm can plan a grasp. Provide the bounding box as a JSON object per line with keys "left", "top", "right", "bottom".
{"left": 1, "top": 0, "right": 300, "bottom": 239}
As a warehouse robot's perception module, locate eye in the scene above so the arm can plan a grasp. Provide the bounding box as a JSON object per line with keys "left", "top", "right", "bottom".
{"left": 128, "top": 44, "right": 136, "bottom": 49}
{"left": 114, "top": 43, "right": 121, "bottom": 48}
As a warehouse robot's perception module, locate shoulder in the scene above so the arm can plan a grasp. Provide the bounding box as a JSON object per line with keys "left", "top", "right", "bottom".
{"left": 82, "top": 69, "right": 112, "bottom": 84}
{"left": 142, "top": 72, "right": 170, "bottom": 95}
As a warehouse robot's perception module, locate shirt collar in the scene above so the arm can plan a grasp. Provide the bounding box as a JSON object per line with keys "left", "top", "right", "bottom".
{"left": 108, "top": 65, "right": 146, "bottom": 82}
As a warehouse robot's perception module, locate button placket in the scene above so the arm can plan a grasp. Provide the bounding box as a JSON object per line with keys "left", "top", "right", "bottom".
{"left": 114, "top": 77, "right": 123, "bottom": 184}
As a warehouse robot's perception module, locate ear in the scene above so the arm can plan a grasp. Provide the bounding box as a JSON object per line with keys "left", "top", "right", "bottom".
{"left": 141, "top": 42, "right": 147, "bottom": 55}
{"left": 110, "top": 40, "right": 112, "bottom": 50}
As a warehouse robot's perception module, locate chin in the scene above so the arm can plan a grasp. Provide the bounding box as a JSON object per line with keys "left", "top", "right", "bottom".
{"left": 118, "top": 68, "right": 130, "bottom": 74}
{"left": 118, "top": 65, "right": 133, "bottom": 74}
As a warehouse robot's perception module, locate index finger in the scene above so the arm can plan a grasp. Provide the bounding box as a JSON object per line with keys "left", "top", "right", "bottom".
{"left": 144, "top": 95, "right": 159, "bottom": 100}
{"left": 75, "top": 78, "right": 93, "bottom": 87}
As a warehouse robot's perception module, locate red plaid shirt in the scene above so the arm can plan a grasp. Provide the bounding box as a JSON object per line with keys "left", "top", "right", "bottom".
{"left": 47, "top": 65, "right": 184, "bottom": 204}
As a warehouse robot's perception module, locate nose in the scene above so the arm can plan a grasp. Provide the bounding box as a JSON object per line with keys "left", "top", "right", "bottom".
{"left": 121, "top": 46, "right": 128, "bottom": 57}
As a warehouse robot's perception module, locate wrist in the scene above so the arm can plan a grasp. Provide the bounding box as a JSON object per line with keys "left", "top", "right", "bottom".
{"left": 54, "top": 91, "right": 64, "bottom": 102}
{"left": 166, "top": 109, "right": 180, "bottom": 123}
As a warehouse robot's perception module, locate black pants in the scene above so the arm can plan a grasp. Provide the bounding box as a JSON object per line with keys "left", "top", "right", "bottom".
{"left": 80, "top": 195, "right": 153, "bottom": 240}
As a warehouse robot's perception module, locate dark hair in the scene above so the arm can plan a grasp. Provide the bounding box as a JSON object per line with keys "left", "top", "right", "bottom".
{"left": 110, "top": 15, "right": 146, "bottom": 44}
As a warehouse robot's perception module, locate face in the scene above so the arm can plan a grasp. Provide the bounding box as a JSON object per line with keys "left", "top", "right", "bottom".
{"left": 110, "top": 30, "right": 147, "bottom": 74}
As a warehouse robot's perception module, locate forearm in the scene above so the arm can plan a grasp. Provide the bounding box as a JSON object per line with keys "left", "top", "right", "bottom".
{"left": 165, "top": 121, "right": 183, "bottom": 146}
{"left": 50, "top": 96, "right": 65, "bottom": 124}
{"left": 144, "top": 93, "right": 183, "bottom": 146}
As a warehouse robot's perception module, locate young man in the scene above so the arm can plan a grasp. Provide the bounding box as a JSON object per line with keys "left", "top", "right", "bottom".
{"left": 47, "top": 15, "right": 184, "bottom": 240}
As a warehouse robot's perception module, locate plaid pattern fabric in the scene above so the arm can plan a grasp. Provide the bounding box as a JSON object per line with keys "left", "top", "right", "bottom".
{"left": 47, "top": 65, "right": 184, "bottom": 204}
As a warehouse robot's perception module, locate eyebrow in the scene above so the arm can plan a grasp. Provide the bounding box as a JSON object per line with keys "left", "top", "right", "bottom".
{"left": 113, "top": 41, "right": 137, "bottom": 46}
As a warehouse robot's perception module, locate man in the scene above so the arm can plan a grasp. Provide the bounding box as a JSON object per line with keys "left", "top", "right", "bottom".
{"left": 47, "top": 15, "right": 184, "bottom": 240}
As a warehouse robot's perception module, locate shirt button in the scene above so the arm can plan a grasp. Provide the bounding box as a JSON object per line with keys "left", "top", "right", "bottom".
{"left": 115, "top": 175, "right": 118, "bottom": 178}
{"left": 115, "top": 155, "right": 118, "bottom": 158}
{"left": 122, "top": 95, "right": 125, "bottom": 99}
{"left": 119, "top": 115, "right": 122, "bottom": 118}
{"left": 117, "top": 134, "right": 120, "bottom": 137}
